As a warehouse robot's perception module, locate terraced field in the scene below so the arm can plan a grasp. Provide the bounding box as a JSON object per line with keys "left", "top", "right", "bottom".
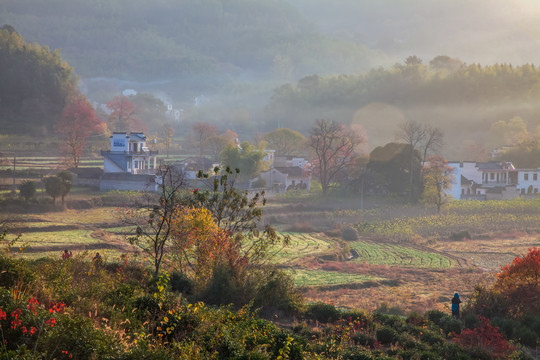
{"left": 273, "top": 232, "right": 334, "bottom": 264}
{"left": 350, "top": 241, "right": 455, "bottom": 268}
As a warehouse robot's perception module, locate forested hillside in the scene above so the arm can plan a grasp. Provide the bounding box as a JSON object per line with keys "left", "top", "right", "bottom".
{"left": 0, "top": 25, "right": 77, "bottom": 135}
{"left": 0, "top": 0, "right": 375, "bottom": 84}
{"left": 266, "top": 60, "right": 540, "bottom": 161}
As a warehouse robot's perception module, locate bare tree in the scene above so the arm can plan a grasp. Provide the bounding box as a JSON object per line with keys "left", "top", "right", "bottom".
{"left": 191, "top": 122, "right": 219, "bottom": 157}
{"left": 309, "top": 119, "right": 364, "bottom": 196}
{"left": 123, "top": 165, "right": 186, "bottom": 277}
{"left": 396, "top": 120, "right": 426, "bottom": 201}
{"left": 421, "top": 126, "right": 444, "bottom": 163}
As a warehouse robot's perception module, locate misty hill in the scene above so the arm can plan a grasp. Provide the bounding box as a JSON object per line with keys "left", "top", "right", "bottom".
{"left": 0, "top": 25, "right": 76, "bottom": 135}
{"left": 0, "top": 0, "right": 376, "bottom": 88}
{"left": 266, "top": 61, "right": 540, "bottom": 162}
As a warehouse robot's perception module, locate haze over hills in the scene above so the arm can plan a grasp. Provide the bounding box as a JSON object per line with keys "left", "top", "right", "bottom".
{"left": 3, "top": 0, "right": 540, "bottom": 164}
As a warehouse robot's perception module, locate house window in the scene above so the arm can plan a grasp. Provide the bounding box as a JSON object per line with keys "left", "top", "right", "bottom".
{"left": 113, "top": 138, "right": 125, "bottom": 147}
{"left": 477, "top": 190, "right": 480, "bottom": 195}
{"left": 535, "top": 188, "right": 538, "bottom": 193}
{"left": 524, "top": 174, "right": 529, "bottom": 181}
{"left": 534, "top": 174, "right": 538, "bottom": 181}
{"left": 521, "top": 188, "right": 525, "bottom": 194}
{"left": 490, "top": 173, "right": 495, "bottom": 180}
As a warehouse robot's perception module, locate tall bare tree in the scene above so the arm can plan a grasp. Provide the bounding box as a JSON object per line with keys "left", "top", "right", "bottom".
{"left": 191, "top": 122, "right": 219, "bottom": 157}
{"left": 396, "top": 121, "right": 444, "bottom": 201}
{"left": 396, "top": 120, "right": 425, "bottom": 201}
{"left": 421, "top": 125, "right": 444, "bottom": 163}
{"left": 309, "top": 119, "right": 364, "bottom": 196}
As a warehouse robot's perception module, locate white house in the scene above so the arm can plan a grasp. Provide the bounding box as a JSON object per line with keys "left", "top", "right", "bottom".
{"left": 101, "top": 132, "right": 158, "bottom": 174}
{"left": 517, "top": 169, "right": 540, "bottom": 195}
{"left": 258, "top": 155, "right": 311, "bottom": 191}
{"left": 447, "top": 161, "right": 519, "bottom": 200}
{"left": 100, "top": 132, "right": 160, "bottom": 191}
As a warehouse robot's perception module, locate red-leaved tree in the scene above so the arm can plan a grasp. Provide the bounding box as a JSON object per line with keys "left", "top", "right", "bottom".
{"left": 493, "top": 247, "right": 540, "bottom": 316}
{"left": 106, "top": 95, "right": 147, "bottom": 132}
{"left": 55, "top": 97, "right": 103, "bottom": 168}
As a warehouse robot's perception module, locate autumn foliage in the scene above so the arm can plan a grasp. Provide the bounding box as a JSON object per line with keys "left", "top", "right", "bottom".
{"left": 55, "top": 97, "right": 103, "bottom": 168}
{"left": 172, "top": 207, "right": 237, "bottom": 286}
{"left": 493, "top": 247, "right": 540, "bottom": 316}
{"left": 453, "top": 316, "right": 514, "bottom": 359}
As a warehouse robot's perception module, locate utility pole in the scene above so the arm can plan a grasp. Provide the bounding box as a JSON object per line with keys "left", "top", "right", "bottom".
{"left": 11, "top": 153, "right": 16, "bottom": 195}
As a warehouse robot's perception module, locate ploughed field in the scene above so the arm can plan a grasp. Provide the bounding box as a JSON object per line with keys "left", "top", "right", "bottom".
{"left": 4, "top": 198, "right": 540, "bottom": 315}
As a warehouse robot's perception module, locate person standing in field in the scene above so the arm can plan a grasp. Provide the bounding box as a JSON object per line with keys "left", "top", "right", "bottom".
{"left": 451, "top": 292, "right": 461, "bottom": 318}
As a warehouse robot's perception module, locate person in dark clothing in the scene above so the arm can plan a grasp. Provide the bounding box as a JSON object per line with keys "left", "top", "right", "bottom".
{"left": 451, "top": 292, "right": 461, "bottom": 318}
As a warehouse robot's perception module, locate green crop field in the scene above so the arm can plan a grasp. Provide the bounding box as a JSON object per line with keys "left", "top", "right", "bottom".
{"left": 271, "top": 232, "right": 334, "bottom": 264}
{"left": 350, "top": 241, "right": 455, "bottom": 268}
{"left": 291, "top": 269, "right": 383, "bottom": 287}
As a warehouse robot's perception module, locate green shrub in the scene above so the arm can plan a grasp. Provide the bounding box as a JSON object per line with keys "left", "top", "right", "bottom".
{"left": 376, "top": 325, "right": 398, "bottom": 344}
{"left": 462, "top": 311, "right": 481, "bottom": 330}
{"left": 306, "top": 302, "right": 341, "bottom": 323}
{"left": 0, "top": 255, "right": 34, "bottom": 288}
{"left": 170, "top": 271, "right": 194, "bottom": 295}
{"left": 425, "top": 309, "right": 446, "bottom": 326}
{"left": 351, "top": 332, "right": 376, "bottom": 347}
{"left": 340, "top": 348, "right": 374, "bottom": 359}
{"left": 253, "top": 270, "right": 304, "bottom": 317}
{"left": 197, "top": 263, "right": 243, "bottom": 306}
{"left": 420, "top": 330, "right": 444, "bottom": 346}
{"left": 342, "top": 226, "right": 358, "bottom": 241}
{"left": 439, "top": 315, "right": 462, "bottom": 336}
{"left": 515, "top": 327, "right": 538, "bottom": 347}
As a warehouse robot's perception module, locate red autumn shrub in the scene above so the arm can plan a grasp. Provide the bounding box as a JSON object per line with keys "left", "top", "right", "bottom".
{"left": 453, "top": 316, "right": 514, "bottom": 359}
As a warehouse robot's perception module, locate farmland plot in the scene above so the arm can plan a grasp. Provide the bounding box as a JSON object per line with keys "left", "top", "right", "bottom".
{"left": 272, "top": 232, "right": 334, "bottom": 264}
{"left": 350, "top": 241, "right": 455, "bottom": 268}
{"left": 292, "top": 269, "right": 383, "bottom": 288}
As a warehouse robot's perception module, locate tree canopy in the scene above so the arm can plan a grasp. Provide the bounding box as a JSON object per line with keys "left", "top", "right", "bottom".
{"left": 0, "top": 25, "right": 77, "bottom": 134}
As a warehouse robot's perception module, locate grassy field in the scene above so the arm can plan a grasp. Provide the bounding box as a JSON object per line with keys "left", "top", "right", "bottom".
{"left": 292, "top": 269, "right": 383, "bottom": 287}
{"left": 272, "top": 232, "right": 334, "bottom": 264}
{"left": 350, "top": 241, "right": 455, "bottom": 268}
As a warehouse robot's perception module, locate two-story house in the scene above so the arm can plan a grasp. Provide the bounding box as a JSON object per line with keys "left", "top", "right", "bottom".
{"left": 448, "top": 161, "right": 519, "bottom": 200}
{"left": 100, "top": 132, "right": 160, "bottom": 191}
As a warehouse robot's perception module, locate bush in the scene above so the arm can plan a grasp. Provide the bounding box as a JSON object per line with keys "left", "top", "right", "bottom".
{"left": 198, "top": 263, "right": 244, "bottom": 306}
{"left": 253, "top": 270, "right": 304, "bottom": 317}
{"left": 306, "top": 302, "right": 341, "bottom": 323}
{"left": 514, "top": 326, "right": 538, "bottom": 347}
{"left": 342, "top": 226, "right": 358, "bottom": 241}
{"left": 170, "top": 271, "right": 194, "bottom": 295}
{"left": 376, "top": 325, "right": 398, "bottom": 344}
{"left": 440, "top": 315, "right": 462, "bottom": 336}
{"left": 453, "top": 316, "right": 514, "bottom": 359}
{"left": 449, "top": 230, "right": 471, "bottom": 241}
{"left": 425, "top": 309, "right": 446, "bottom": 326}
{"left": 18, "top": 180, "right": 36, "bottom": 201}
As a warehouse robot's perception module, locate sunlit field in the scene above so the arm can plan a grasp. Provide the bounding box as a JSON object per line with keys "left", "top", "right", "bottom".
{"left": 2, "top": 185, "right": 540, "bottom": 314}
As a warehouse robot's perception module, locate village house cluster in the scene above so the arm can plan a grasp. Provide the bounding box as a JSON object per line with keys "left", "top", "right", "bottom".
{"left": 447, "top": 161, "right": 540, "bottom": 200}
{"left": 74, "top": 132, "right": 311, "bottom": 193}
